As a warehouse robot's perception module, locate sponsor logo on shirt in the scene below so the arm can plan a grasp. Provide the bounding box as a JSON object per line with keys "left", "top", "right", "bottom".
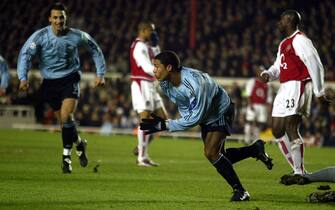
{"left": 29, "top": 42, "right": 36, "bottom": 50}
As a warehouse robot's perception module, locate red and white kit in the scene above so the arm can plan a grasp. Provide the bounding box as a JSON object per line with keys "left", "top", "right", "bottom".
{"left": 130, "top": 37, "right": 164, "bottom": 165}
{"left": 130, "top": 38, "right": 163, "bottom": 113}
{"left": 262, "top": 30, "right": 325, "bottom": 117}
{"left": 245, "top": 78, "right": 272, "bottom": 123}
{"left": 262, "top": 30, "right": 325, "bottom": 175}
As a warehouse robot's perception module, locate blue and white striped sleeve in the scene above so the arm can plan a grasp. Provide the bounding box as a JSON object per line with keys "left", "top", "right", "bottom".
{"left": 17, "top": 31, "right": 41, "bottom": 81}
{"left": 168, "top": 78, "right": 209, "bottom": 132}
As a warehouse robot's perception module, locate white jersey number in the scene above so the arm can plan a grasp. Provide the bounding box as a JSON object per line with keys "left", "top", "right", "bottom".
{"left": 280, "top": 54, "right": 288, "bottom": 70}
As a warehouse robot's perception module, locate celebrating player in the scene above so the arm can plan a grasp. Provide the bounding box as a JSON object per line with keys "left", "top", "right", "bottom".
{"left": 17, "top": 2, "right": 106, "bottom": 173}
{"left": 140, "top": 50, "right": 273, "bottom": 201}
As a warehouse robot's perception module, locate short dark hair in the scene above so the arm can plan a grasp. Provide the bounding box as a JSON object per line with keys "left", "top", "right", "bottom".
{"left": 138, "top": 21, "right": 154, "bottom": 32}
{"left": 49, "top": 2, "right": 67, "bottom": 16}
{"left": 281, "top": 10, "right": 301, "bottom": 27}
{"left": 155, "top": 50, "right": 181, "bottom": 71}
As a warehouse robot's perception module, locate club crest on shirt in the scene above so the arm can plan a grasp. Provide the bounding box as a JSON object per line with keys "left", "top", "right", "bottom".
{"left": 285, "top": 44, "right": 292, "bottom": 52}
{"left": 146, "top": 101, "right": 151, "bottom": 107}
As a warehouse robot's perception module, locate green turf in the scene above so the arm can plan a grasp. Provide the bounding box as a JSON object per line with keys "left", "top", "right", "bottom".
{"left": 0, "top": 129, "right": 334, "bottom": 209}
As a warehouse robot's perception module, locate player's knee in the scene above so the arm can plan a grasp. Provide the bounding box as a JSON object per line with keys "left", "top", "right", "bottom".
{"left": 285, "top": 124, "right": 299, "bottom": 137}
{"left": 271, "top": 119, "right": 286, "bottom": 138}
{"left": 271, "top": 128, "right": 285, "bottom": 139}
{"left": 60, "top": 114, "right": 74, "bottom": 125}
{"left": 204, "top": 147, "right": 219, "bottom": 162}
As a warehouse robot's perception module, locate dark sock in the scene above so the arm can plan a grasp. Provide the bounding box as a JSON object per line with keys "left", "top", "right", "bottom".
{"left": 62, "top": 155, "right": 70, "bottom": 160}
{"left": 224, "top": 144, "right": 257, "bottom": 164}
{"left": 212, "top": 154, "right": 245, "bottom": 191}
{"left": 62, "top": 122, "right": 78, "bottom": 149}
{"left": 222, "top": 141, "right": 261, "bottom": 164}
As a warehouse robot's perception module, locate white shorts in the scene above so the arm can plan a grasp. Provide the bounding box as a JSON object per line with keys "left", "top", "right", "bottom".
{"left": 131, "top": 80, "right": 164, "bottom": 113}
{"left": 272, "top": 80, "right": 312, "bottom": 117}
{"left": 246, "top": 104, "right": 268, "bottom": 123}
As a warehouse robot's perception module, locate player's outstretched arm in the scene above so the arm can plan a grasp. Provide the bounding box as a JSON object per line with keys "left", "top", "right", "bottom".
{"left": 140, "top": 113, "right": 167, "bottom": 135}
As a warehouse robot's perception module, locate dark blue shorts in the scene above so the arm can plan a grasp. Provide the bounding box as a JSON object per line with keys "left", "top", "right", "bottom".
{"left": 41, "top": 72, "right": 81, "bottom": 111}
{"left": 200, "top": 102, "right": 235, "bottom": 140}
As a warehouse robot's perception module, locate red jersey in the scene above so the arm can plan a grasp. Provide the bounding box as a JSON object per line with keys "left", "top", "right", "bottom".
{"left": 130, "top": 39, "right": 155, "bottom": 81}
{"left": 279, "top": 32, "right": 310, "bottom": 83}
{"left": 250, "top": 79, "right": 269, "bottom": 104}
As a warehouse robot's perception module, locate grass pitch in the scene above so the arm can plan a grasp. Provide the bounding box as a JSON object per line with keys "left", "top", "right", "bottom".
{"left": 0, "top": 129, "right": 334, "bottom": 210}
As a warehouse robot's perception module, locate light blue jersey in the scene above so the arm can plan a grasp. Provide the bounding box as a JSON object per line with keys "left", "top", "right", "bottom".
{"left": 0, "top": 55, "right": 9, "bottom": 89}
{"left": 160, "top": 67, "right": 231, "bottom": 132}
{"left": 17, "top": 26, "right": 106, "bottom": 80}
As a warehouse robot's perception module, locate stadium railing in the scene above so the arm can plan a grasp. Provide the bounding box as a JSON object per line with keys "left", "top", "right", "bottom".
{"left": 0, "top": 105, "right": 35, "bottom": 128}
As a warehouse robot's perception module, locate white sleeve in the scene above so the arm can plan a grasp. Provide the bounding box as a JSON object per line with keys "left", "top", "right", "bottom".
{"left": 245, "top": 78, "right": 255, "bottom": 97}
{"left": 133, "top": 42, "right": 154, "bottom": 76}
{"left": 262, "top": 46, "right": 281, "bottom": 81}
{"left": 293, "top": 34, "right": 325, "bottom": 97}
{"left": 266, "top": 84, "right": 273, "bottom": 103}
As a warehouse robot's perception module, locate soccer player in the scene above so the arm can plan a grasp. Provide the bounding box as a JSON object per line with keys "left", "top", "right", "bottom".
{"left": 244, "top": 68, "right": 272, "bottom": 144}
{"left": 140, "top": 50, "right": 273, "bottom": 201}
{"left": 0, "top": 55, "right": 9, "bottom": 96}
{"left": 17, "top": 2, "right": 106, "bottom": 173}
{"left": 130, "top": 21, "right": 167, "bottom": 167}
{"left": 259, "top": 10, "right": 330, "bottom": 177}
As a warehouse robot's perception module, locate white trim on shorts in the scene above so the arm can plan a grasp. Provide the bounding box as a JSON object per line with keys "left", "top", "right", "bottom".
{"left": 131, "top": 80, "right": 164, "bottom": 113}
{"left": 272, "top": 80, "right": 312, "bottom": 117}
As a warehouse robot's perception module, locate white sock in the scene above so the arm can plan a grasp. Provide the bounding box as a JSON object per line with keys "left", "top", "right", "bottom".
{"left": 277, "top": 134, "right": 294, "bottom": 170}
{"left": 75, "top": 135, "right": 82, "bottom": 145}
{"left": 144, "top": 133, "right": 152, "bottom": 158}
{"left": 63, "top": 148, "right": 72, "bottom": 156}
{"left": 137, "top": 127, "right": 149, "bottom": 161}
{"left": 291, "top": 138, "right": 305, "bottom": 174}
{"left": 244, "top": 123, "right": 252, "bottom": 144}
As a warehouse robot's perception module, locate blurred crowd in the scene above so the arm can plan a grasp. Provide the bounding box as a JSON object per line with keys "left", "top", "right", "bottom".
{"left": 1, "top": 0, "right": 335, "bottom": 146}
{"left": 1, "top": 0, "right": 335, "bottom": 80}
